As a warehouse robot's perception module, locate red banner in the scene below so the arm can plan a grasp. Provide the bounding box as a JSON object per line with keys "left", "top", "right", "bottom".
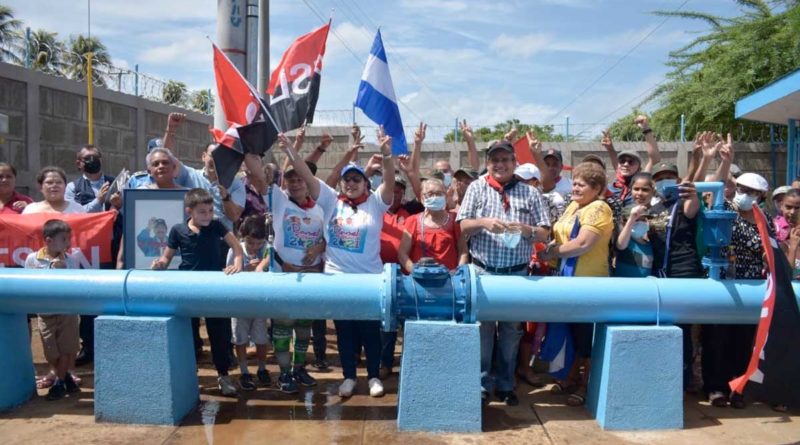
{"left": 0, "top": 210, "right": 116, "bottom": 268}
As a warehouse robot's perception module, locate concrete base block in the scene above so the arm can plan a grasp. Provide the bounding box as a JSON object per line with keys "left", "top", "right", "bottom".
{"left": 397, "top": 320, "right": 481, "bottom": 433}
{"left": 95, "top": 316, "right": 198, "bottom": 425}
{"left": 0, "top": 313, "right": 35, "bottom": 411}
{"left": 587, "top": 324, "right": 683, "bottom": 430}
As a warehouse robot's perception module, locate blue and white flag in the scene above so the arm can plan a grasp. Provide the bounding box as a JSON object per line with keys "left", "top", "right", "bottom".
{"left": 355, "top": 30, "right": 408, "bottom": 155}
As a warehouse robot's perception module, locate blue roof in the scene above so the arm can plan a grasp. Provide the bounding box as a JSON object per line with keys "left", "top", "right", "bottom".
{"left": 735, "top": 69, "right": 800, "bottom": 124}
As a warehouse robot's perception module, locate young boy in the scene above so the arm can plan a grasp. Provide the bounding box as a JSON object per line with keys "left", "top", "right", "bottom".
{"left": 152, "top": 188, "right": 244, "bottom": 396}
{"left": 226, "top": 215, "right": 271, "bottom": 391}
{"left": 24, "top": 219, "right": 81, "bottom": 401}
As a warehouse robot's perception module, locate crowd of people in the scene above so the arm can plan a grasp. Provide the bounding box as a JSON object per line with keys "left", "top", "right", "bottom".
{"left": 0, "top": 112, "right": 790, "bottom": 413}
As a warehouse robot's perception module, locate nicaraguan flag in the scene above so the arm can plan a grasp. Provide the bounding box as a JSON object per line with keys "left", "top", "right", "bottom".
{"left": 355, "top": 30, "right": 408, "bottom": 155}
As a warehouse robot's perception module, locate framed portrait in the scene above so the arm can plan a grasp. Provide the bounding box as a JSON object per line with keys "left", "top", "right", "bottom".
{"left": 123, "top": 189, "right": 187, "bottom": 269}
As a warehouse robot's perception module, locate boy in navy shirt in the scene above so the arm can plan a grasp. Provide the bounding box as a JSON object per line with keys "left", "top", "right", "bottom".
{"left": 152, "top": 188, "right": 244, "bottom": 396}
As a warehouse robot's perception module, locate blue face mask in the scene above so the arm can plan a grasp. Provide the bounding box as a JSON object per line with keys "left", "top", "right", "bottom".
{"left": 443, "top": 173, "right": 452, "bottom": 188}
{"left": 423, "top": 195, "right": 446, "bottom": 211}
{"left": 655, "top": 179, "right": 677, "bottom": 196}
{"left": 630, "top": 221, "right": 649, "bottom": 241}
{"left": 501, "top": 230, "right": 521, "bottom": 249}
{"left": 369, "top": 174, "right": 382, "bottom": 190}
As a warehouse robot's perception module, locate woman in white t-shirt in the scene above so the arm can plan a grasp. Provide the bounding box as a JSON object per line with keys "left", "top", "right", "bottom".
{"left": 23, "top": 167, "right": 86, "bottom": 215}
{"left": 277, "top": 131, "right": 395, "bottom": 399}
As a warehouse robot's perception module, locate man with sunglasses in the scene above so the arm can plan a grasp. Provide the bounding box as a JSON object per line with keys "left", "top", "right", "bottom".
{"left": 608, "top": 115, "right": 662, "bottom": 206}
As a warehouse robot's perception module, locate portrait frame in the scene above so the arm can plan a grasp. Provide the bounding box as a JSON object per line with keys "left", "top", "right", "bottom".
{"left": 123, "top": 189, "right": 187, "bottom": 269}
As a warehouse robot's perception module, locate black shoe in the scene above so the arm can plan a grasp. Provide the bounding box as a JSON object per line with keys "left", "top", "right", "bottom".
{"left": 64, "top": 373, "right": 81, "bottom": 394}
{"left": 75, "top": 349, "right": 93, "bottom": 367}
{"left": 293, "top": 366, "right": 317, "bottom": 387}
{"left": 278, "top": 371, "right": 299, "bottom": 394}
{"left": 313, "top": 358, "right": 330, "bottom": 371}
{"left": 239, "top": 373, "right": 257, "bottom": 391}
{"left": 47, "top": 381, "right": 66, "bottom": 401}
{"left": 495, "top": 390, "right": 519, "bottom": 406}
{"left": 257, "top": 369, "right": 272, "bottom": 386}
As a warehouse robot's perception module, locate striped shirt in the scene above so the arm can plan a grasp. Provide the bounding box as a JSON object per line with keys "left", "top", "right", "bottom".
{"left": 456, "top": 176, "right": 550, "bottom": 268}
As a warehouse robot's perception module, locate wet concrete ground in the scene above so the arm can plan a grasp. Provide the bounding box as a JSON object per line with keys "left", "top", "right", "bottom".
{"left": 1, "top": 322, "right": 798, "bottom": 445}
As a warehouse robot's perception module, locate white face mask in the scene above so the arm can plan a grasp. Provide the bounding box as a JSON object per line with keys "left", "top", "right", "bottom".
{"left": 501, "top": 230, "right": 521, "bottom": 249}
{"left": 733, "top": 192, "right": 757, "bottom": 211}
{"left": 443, "top": 173, "right": 452, "bottom": 188}
{"left": 630, "top": 221, "right": 649, "bottom": 241}
{"left": 369, "top": 174, "right": 382, "bottom": 190}
{"left": 423, "top": 195, "right": 446, "bottom": 211}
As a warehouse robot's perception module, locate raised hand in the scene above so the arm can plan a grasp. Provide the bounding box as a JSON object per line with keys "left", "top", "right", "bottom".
{"left": 504, "top": 126, "right": 518, "bottom": 142}
{"left": 294, "top": 126, "right": 306, "bottom": 148}
{"left": 634, "top": 115, "right": 650, "bottom": 130}
{"left": 526, "top": 129, "right": 542, "bottom": 154}
{"left": 630, "top": 204, "right": 648, "bottom": 220}
{"left": 376, "top": 124, "right": 386, "bottom": 141}
{"left": 700, "top": 131, "right": 720, "bottom": 158}
{"left": 277, "top": 133, "right": 291, "bottom": 153}
{"left": 414, "top": 122, "right": 427, "bottom": 145}
{"left": 350, "top": 124, "right": 362, "bottom": 144}
{"left": 166, "top": 112, "right": 186, "bottom": 132}
{"left": 378, "top": 126, "right": 392, "bottom": 156}
{"left": 459, "top": 119, "right": 474, "bottom": 142}
{"left": 319, "top": 133, "right": 333, "bottom": 151}
{"left": 601, "top": 130, "right": 614, "bottom": 152}
{"left": 719, "top": 133, "right": 734, "bottom": 163}
{"left": 397, "top": 154, "right": 412, "bottom": 174}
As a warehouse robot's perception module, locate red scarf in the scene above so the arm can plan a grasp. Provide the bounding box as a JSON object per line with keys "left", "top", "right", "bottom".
{"left": 486, "top": 175, "right": 518, "bottom": 212}
{"left": 290, "top": 196, "right": 316, "bottom": 210}
{"left": 611, "top": 171, "right": 632, "bottom": 202}
{"left": 338, "top": 193, "right": 369, "bottom": 212}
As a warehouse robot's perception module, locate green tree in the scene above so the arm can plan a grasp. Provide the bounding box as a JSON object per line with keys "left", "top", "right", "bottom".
{"left": 163, "top": 80, "right": 187, "bottom": 105}
{"left": 190, "top": 89, "right": 212, "bottom": 114}
{"left": 0, "top": 5, "right": 21, "bottom": 63}
{"left": 444, "top": 119, "right": 565, "bottom": 142}
{"left": 648, "top": 1, "right": 800, "bottom": 141}
{"left": 22, "top": 29, "right": 65, "bottom": 75}
{"left": 65, "top": 35, "right": 111, "bottom": 86}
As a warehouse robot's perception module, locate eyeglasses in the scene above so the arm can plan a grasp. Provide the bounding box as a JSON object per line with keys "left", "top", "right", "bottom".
{"left": 735, "top": 185, "right": 761, "bottom": 197}
{"left": 422, "top": 191, "right": 445, "bottom": 198}
{"left": 342, "top": 175, "right": 364, "bottom": 184}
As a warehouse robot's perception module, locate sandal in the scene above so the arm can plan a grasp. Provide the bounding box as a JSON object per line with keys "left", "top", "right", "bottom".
{"left": 566, "top": 387, "right": 587, "bottom": 407}
{"left": 550, "top": 380, "right": 577, "bottom": 394}
{"left": 36, "top": 373, "right": 56, "bottom": 389}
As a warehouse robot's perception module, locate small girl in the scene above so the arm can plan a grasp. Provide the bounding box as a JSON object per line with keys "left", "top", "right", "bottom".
{"left": 615, "top": 173, "right": 656, "bottom": 277}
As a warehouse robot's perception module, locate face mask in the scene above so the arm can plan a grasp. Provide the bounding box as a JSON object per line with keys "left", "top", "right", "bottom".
{"left": 655, "top": 179, "right": 677, "bottom": 196}
{"left": 630, "top": 221, "right": 649, "bottom": 241}
{"left": 423, "top": 195, "right": 446, "bottom": 211}
{"left": 83, "top": 156, "right": 102, "bottom": 174}
{"left": 369, "top": 174, "right": 382, "bottom": 190}
{"left": 443, "top": 173, "right": 452, "bottom": 188}
{"left": 733, "top": 192, "right": 757, "bottom": 211}
{"left": 501, "top": 230, "right": 521, "bottom": 249}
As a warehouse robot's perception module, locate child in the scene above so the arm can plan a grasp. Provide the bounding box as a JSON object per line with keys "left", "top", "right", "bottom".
{"left": 152, "top": 188, "right": 244, "bottom": 396}
{"left": 615, "top": 173, "right": 657, "bottom": 278}
{"left": 226, "top": 215, "right": 271, "bottom": 391}
{"left": 24, "top": 219, "right": 81, "bottom": 401}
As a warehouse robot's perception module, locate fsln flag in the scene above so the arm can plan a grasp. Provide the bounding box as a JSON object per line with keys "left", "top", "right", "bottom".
{"left": 729, "top": 206, "right": 800, "bottom": 407}
{"left": 212, "top": 43, "right": 261, "bottom": 127}
{"left": 355, "top": 30, "right": 408, "bottom": 155}
{"left": 267, "top": 22, "right": 330, "bottom": 132}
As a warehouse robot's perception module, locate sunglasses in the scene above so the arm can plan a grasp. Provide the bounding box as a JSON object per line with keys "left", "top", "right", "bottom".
{"left": 342, "top": 175, "right": 365, "bottom": 184}
{"left": 619, "top": 157, "right": 639, "bottom": 165}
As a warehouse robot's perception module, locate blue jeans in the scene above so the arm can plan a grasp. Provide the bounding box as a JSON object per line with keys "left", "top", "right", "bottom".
{"left": 474, "top": 265, "right": 526, "bottom": 393}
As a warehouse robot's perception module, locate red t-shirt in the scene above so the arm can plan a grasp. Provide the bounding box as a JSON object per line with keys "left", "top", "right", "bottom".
{"left": 380, "top": 207, "right": 412, "bottom": 264}
{"left": 403, "top": 211, "right": 461, "bottom": 271}
{"left": 0, "top": 191, "right": 33, "bottom": 215}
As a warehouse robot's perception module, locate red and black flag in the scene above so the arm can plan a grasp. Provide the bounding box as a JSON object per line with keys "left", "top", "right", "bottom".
{"left": 267, "top": 22, "right": 330, "bottom": 132}
{"left": 209, "top": 125, "right": 244, "bottom": 190}
{"left": 729, "top": 206, "right": 800, "bottom": 407}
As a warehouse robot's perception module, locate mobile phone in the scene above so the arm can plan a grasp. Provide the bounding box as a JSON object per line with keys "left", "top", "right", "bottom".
{"left": 662, "top": 185, "right": 680, "bottom": 202}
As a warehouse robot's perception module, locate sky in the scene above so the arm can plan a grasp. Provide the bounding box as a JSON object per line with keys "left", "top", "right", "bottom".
{"left": 7, "top": 0, "right": 752, "bottom": 140}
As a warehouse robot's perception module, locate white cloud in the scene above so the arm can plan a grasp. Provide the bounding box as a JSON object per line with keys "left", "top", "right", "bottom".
{"left": 490, "top": 33, "right": 553, "bottom": 58}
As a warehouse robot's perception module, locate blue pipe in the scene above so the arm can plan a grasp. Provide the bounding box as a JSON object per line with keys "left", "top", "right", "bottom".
{"left": 2, "top": 267, "right": 799, "bottom": 325}
{"left": 694, "top": 181, "right": 725, "bottom": 210}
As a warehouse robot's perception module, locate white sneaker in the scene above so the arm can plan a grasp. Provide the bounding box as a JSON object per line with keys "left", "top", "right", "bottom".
{"left": 368, "top": 377, "right": 384, "bottom": 397}
{"left": 218, "top": 376, "right": 238, "bottom": 397}
{"left": 339, "top": 378, "right": 357, "bottom": 398}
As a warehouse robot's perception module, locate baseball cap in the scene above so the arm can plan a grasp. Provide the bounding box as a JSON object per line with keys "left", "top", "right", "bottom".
{"left": 454, "top": 168, "right": 479, "bottom": 180}
{"left": 340, "top": 162, "right": 367, "bottom": 180}
{"left": 486, "top": 140, "right": 515, "bottom": 156}
{"left": 544, "top": 148, "right": 563, "bottom": 163}
{"left": 395, "top": 175, "right": 408, "bottom": 188}
{"left": 514, "top": 163, "right": 541, "bottom": 181}
{"left": 652, "top": 162, "right": 679, "bottom": 178}
{"left": 284, "top": 161, "right": 318, "bottom": 177}
{"left": 617, "top": 150, "right": 642, "bottom": 164}
{"left": 581, "top": 154, "right": 606, "bottom": 169}
{"left": 147, "top": 137, "right": 164, "bottom": 153}
{"left": 730, "top": 163, "right": 743, "bottom": 178}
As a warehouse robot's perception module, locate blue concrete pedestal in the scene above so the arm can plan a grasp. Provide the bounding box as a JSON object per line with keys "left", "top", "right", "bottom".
{"left": 587, "top": 324, "right": 683, "bottom": 430}
{"left": 94, "top": 316, "right": 198, "bottom": 425}
{"left": 397, "top": 320, "right": 481, "bottom": 432}
{"left": 0, "top": 313, "right": 35, "bottom": 411}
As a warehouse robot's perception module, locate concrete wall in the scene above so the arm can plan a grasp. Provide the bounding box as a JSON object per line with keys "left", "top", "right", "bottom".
{"left": 0, "top": 63, "right": 212, "bottom": 197}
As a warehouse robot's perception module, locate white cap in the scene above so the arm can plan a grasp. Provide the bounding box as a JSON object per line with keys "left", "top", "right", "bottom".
{"left": 514, "top": 163, "right": 541, "bottom": 181}
{"left": 735, "top": 172, "right": 769, "bottom": 192}
{"left": 772, "top": 185, "right": 792, "bottom": 198}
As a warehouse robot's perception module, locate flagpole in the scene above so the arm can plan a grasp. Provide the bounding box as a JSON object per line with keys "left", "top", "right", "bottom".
{"left": 208, "top": 37, "right": 284, "bottom": 134}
